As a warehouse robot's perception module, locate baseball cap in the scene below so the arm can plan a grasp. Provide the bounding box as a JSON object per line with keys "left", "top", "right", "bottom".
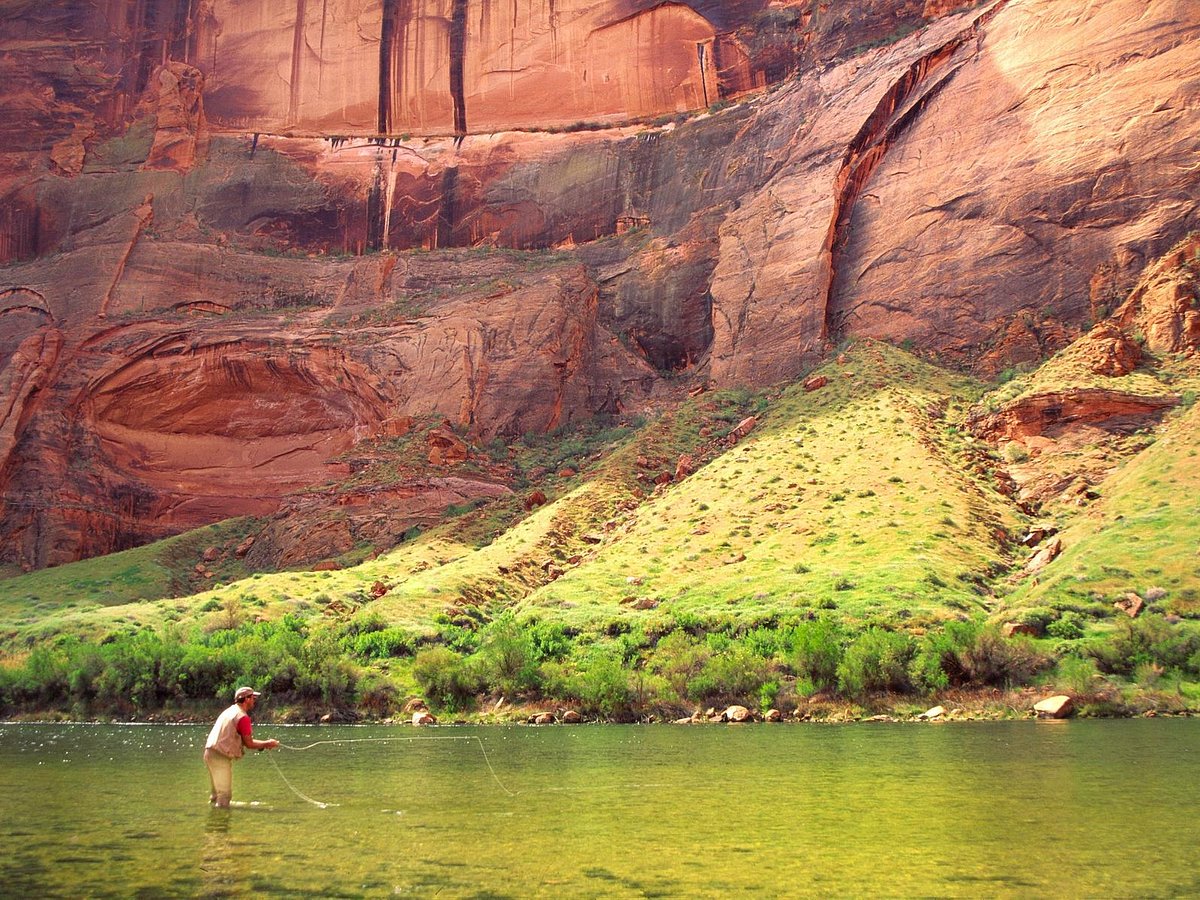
{"left": 234, "top": 686, "right": 261, "bottom": 701}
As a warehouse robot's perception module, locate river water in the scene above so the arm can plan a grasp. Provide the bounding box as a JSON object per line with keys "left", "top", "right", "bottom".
{"left": 0, "top": 719, "right": 1195, "bottom": 897}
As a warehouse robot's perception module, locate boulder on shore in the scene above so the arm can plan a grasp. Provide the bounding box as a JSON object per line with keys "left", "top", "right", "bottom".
{"left": 723, "top": 705, "right": 753, "bottom": 723}
{"left": 1033, "top": 695, "right": 1074, "bottom": 719}
{"left": 412, "top": 711, "right": 437, "bottom": 726}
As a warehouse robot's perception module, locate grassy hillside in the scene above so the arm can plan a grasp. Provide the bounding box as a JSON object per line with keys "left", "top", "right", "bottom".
{"left": 3, "top": 340, "right": 1199, "bottom": 721}
{"left": 1004, "top": 398, "right": 1200, "bottom": 619}
{"left": 517, "top": 342, "right": 1017, "bottom": 630}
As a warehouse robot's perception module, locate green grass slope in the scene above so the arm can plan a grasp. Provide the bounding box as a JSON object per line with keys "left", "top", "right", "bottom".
{"left": 1004, "top": 398, "right": 1200, "bottom": 619}
{"left": 518, "top": 342, "right": 1020, "bottom": 632}
{"left": 0, "top": 344, "right": 1021, "bottom": 645}
{"left": 0, "top": 518, "right": 257, "bottom": 637}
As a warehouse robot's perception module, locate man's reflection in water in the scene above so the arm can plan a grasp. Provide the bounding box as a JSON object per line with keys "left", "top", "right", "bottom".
{"left": 199, "top": 809, "right": 247, "bottom": 898}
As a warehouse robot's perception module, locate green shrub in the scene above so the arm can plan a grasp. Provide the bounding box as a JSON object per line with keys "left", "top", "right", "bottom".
{"left": 784, "top": 618, "right": 844, "bottom": 692}
{"left": 342, "top": 611, "right": 387, "bottom": 638}
{"left": 527, "top": 620, "right": 572, "bottom": 661}
{"left": 347, "top": 627, "right": 419, "bottom": 661}
{"left": 437, "top": 621, "right": 482, "bottom": 654}
{"left": 1055, "top": 655, "right": 1101, "bottom": 696}
{"left": 1046, "top": 612, "right": 1085, "bottom": 641}
{"left": 1086, "top": 615, "right": 1200, "bottom": 677}
{"left": 742, "top": 627, "right": 784, "bottom": 659}
{"left": 909, "top": 620, "right": 979, "bottom": 692}
{"left": 837, "top": 628, "right": 915, "bottom": 698}
{"left": 758, "top": 679, "right": 781, "bottom": 712}
{"left": 1018, "top": 608, "right": 1058, "bottom": 634}
{"left": 474, "top": 614, "right": 540, "bottom": 696}
{"left": 545, "top": 648, "right": 633, "bottom": 718}
{"left": 356, "top": 672, "right": 400, "bottom": 717}
{"left": 959, "top": 627, "right": 1050, "bottom": 687}
{"left": 412, "top": 647, "right": 479, "bottom": 712}
{"left": 686, "top": 644, "right": 773, "bottom": 702}
{"left": 295, "top": 628, "right": 357, "bottom": 707}
{"left": 0, "top": 614, "right": 365, "bottom": 716}
{"left": 647, "top": 630, "right": 710, "bottom": 702}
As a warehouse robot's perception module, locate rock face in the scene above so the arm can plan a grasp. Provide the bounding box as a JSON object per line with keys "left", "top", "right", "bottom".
{"left": 198, "top": 0, "right": 724, "bottom": 134}
{"left": 1, "top": 0, "right": 1198, "bottom": 569}
{"left": 1116, "top": 235, "right": 1200, "bottom": 354}
{"left": 0, "top": 249, "right": 644, "bottom": 568}
{"left": 0, "top": 0, "right": 946, "bottom": 142}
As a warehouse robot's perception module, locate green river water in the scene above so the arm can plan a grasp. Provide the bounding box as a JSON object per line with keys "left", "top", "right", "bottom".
{"left": 0, "top": 719, "right": 1196, "bottom": 898}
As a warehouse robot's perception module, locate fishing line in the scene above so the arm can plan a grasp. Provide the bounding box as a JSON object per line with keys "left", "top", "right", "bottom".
{"left": 270, "top": 735, "right": 518, "bottom": 806}
{"left": 267, "top": 752, "right": 338, "bottom": 808}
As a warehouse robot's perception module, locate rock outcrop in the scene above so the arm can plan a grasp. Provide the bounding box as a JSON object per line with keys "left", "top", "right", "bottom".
{"left": 970, "top": 390, "right": 1178, "bottom": 445}
{"left": 1115, "top": 235, "right": 1200, "bottom": 354}
{"left": 0, "top": 249, "right": 649, "bottom": 568}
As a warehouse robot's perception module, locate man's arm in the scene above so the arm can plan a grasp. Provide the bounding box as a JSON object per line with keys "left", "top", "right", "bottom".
{"left": 238, "top": 716, "right": 280, "bottom": 751}
{"left": 241, "top": 732, "right": 280, "bottom": 751}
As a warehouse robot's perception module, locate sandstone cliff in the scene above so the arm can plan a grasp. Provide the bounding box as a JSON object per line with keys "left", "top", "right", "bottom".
{"left": 0, "top": 0, "right": 1197, "bottom": 569}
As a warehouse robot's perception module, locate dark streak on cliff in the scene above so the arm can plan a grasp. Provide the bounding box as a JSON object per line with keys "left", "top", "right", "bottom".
{"left": 378, "top": 0, "right": 402, "bottom": 133}
{"left": 289, "top": 0, "right": 308, "bottom": 125}
{"left": 450, "top": 0, "right": 469, "bottom": 137}
{"left": 366, "top": 160, "right": 385, "bottom": 251}
{"left": 437, "top": 165, "right": 460, "bottom": 249}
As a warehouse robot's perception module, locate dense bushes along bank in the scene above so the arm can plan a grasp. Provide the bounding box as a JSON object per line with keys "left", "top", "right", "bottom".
{"left": 3, "top": 611, "right": 1200, "bottom": 720}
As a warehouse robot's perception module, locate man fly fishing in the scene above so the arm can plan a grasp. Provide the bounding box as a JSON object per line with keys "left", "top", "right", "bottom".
{"left": 203, "top": 686, "right": 280, "bottom": 808}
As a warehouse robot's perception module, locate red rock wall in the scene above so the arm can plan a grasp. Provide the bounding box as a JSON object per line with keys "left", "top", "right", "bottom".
{"left": 2, "top": 0, "right": 1198, "bottom": 569}
{"left": 199, "top": 0, "right": 722, "bottom": 134}
{"left": 0, "top": 0, "right": 948, "bottom": 148}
